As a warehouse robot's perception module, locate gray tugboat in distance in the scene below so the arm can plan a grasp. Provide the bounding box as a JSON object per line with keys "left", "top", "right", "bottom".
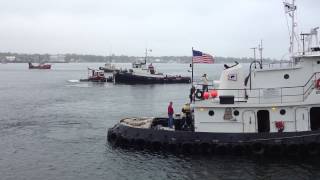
{"left": 112, "top": 49, "right": 191, "bottom": 84}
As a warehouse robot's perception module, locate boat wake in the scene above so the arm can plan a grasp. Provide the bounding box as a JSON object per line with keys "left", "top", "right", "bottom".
{"left": 68, "top": 80, "right": 80, "bottom": 83}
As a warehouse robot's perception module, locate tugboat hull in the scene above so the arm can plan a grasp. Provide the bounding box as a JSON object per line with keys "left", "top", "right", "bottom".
{"left": 107, "top": 120, "right": 320, "bottom": 156}
{"left": 29, "top": 66, "right": 51, "bottom": 69}
{"left": 79, "top": 78, "right": 106, "bottom": 82}
{"left": 113, "top": 72, "right": 191, "bottom": 84}
{"left": 28, "top": 62, "right": 51, "bottom": 69}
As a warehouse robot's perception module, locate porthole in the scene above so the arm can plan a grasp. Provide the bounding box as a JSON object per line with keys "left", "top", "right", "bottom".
{"left": 284, "top": 74, "right": 289, "bottom": 79}
{"left": 317, "top": 61, "right": 320, "bottom": 64}
{"left": 233, "top": 110, "right": 239, "bottom": 116}
{"left": 208, "top": 110, "right": 214, "bottom": 116}
{"left": 280, "top": 109, "right": 286, "bottom": 115}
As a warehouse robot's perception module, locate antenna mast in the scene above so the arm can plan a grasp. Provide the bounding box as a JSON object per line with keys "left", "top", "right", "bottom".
{"left": 291, "top": 0, "right": 295, "bottom": 59}
{"left": 144, "top": 48, "right": 148, "bottom": 65}
{"left": 259, "top": 40, "right": 263, "bottom": 66}
{"left": 144, "top": 48, "right": 152, "bottom": 65}
{"left": 284, "top": 0, "right": 297, "bottom": 59}
{"left": 251, "top": 47, "right": 257, "bottom": 68}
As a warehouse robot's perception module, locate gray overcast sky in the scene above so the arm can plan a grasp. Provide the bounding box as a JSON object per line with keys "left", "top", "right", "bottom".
{"left": 0, "top": 0, "right": 319, "bottom": 59}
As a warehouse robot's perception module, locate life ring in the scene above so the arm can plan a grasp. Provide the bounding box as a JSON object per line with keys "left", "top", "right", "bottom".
{"left": 315, "top": 78, "right": 320, "bottom": 89}
{"left": 251, "top": 143, "right": 265, "bottom": 155}
{"left": 195, "top": 89, "right": 203, "bottom": 99}
{"left": 275, "top": 121, "right": 285, "bottom": 132}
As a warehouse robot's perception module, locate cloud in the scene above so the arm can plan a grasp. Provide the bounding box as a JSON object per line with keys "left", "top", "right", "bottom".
{"left": 0, "top": 0, "right": 319, "bottom": 59}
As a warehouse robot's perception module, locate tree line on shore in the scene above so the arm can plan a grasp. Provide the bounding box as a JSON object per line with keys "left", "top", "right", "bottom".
{"left": 0, "top": 52, "right": 279, "bottom": 64}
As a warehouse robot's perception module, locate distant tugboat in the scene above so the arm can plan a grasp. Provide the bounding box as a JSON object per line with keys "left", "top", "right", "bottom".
{"left": 99, "top": 63, "right": 118, "bottom": 73}
{"left": 108, "top": 1, "right": 320, "bottom": 156}
{"left": 113, "top": 49, "right": 191, "bottom": 84}
{"left": 28, "top": 62, "right": 51, "bottom": 69}
{"left": 80, "top": 68, "right": 106, "bottom": 82}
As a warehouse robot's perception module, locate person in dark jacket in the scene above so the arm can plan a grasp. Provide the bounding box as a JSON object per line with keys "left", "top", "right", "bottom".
{"left": 168, "top": 101, "right": 174, "bottom": 128}
{"left": 189, "top": 86, "right": 196, "bottom": 102}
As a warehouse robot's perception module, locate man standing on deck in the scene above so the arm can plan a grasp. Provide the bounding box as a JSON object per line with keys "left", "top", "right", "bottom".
{"left": 189, "top": 86, "right": 196, "bottom": 103}
{"left": 168, "top": 101, "right": 174, "bottom": 128}
{"left": 202, "top": 74, "right": 209, "bottom": 92}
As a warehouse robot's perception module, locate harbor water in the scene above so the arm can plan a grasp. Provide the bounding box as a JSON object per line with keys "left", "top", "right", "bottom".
{"left": 1, "top": 63, "right": 320, "bottom": 180}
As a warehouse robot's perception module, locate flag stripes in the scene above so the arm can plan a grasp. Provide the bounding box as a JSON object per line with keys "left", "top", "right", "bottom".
{"left": 192, "top": 50, "right": 214, "bottom": 64}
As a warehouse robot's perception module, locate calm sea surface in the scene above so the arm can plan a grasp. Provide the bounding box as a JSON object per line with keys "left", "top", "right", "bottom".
{"left": 1, "top": 63, "right": 320, "bottom": 180}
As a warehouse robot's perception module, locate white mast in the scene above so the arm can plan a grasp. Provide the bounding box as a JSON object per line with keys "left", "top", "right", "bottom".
{"left": 251, "top": 47, "right": 257, "bottom": 68}
{"left": 291, "top": 0, "right": 295, "bottom": 58}
{"left": 284, "top": 0, "right": 297, "bottom": 59}
{"left": 259, "top": 40, "right": 263, "bottom": 65}
{"left": 144, "top": 48, "right": 152, "bottom": 64}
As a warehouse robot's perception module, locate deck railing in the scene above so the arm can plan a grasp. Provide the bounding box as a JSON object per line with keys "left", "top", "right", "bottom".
{"left": 194, "top": 72, "right": 320, "bottom": 104}
{"left": 260, "top": 61, "right": 296, "bottom": 69}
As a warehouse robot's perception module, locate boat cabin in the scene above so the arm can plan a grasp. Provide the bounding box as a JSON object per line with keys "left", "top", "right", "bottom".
{"left": 191, "top": 28, "right": 320, "bottom": 134}
{"left": 89, "top": 69, "right": 105, "bottom": 78}
{"left": 148, "top": 63, "right": 155, "bottom": 74}
{"left": 132, "top": 61, "right": 146, "bottom": 69}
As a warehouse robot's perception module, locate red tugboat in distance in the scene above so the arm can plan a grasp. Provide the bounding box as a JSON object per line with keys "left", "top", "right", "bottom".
{"left": 28, "top": 62, "right": 51, "bottom": 69}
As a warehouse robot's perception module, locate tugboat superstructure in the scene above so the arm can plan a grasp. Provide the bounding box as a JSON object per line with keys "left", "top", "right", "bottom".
{"left": 193, "top": 53, "right": 320, "bottom": 133}
{"left": 193, "top": 0, "right": 320, "bottom": 134}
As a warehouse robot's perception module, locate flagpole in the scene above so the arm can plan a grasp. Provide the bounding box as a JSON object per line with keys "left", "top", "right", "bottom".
{"left": 191, "top": 47, "right": 194, "bottom": 85}
{"left": 291, "top": 0, "right": 295, "bottom": 62}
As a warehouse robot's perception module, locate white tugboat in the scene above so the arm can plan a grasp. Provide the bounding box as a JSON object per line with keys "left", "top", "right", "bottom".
{"left": 108, "top": 1, "right": 320, "bottom": 156}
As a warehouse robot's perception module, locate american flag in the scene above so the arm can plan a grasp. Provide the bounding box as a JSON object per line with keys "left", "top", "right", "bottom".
{"left": 192, "top": 50, "right": 214, "bottom": 64}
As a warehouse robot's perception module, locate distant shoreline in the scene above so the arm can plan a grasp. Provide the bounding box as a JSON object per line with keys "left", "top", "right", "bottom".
{"left": 0, "top": 52, "right": 281, "bottom": 64}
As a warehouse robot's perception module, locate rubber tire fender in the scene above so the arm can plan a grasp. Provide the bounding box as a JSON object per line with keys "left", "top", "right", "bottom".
{"left": 268, "top": 144, "right": 284, "bottom": 156}
{"left": 232, "top": 144, "right": 246, "bottom": 155}
{"left": 181, "top": 143, "right": 194, "bottom": 154}
{"left": 307, "top": 142, "right": 319, "bottom": 156}
{"left": 286, "top": 144, "right": 300, "bottom": 156}
{"left": 215, "top": 144, "right": 228, "bottom": 155}
{"left": 251, "top": 143, "right": 265, "bottom": 155}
